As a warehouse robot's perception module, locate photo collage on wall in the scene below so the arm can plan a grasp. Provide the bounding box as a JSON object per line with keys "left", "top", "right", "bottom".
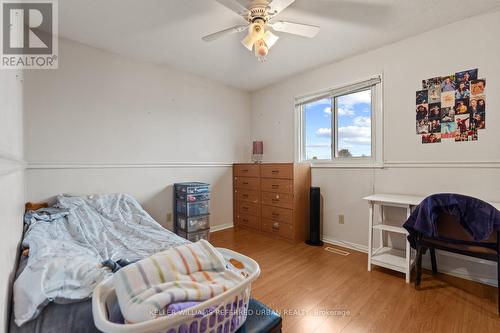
{"left": 416, "top": 68, "right": 486, "bottom": 144}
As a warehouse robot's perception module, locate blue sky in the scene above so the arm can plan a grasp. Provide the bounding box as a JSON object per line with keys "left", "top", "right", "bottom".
{"left": 304, "top": 90, "right": 372, "bottom": 159}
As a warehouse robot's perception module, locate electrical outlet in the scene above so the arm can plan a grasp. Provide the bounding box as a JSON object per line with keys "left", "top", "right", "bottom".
{"left": 166, "top": 213, "right": 172, "bottom": 222}
{"left": 338, "top": 214, "right": 345, "bottom": 224}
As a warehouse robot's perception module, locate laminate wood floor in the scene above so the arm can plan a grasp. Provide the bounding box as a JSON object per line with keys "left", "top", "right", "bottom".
{"left": 210, "top": 227, "right": 500, "bottom": 333}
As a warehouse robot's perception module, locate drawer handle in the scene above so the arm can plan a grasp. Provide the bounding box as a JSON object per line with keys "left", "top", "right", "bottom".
{"left": 272, "top": 222, "right": 279, "bottom": 230}
{"left": 271, "top": 185, "right": 279, "bottom": 189}
{"left": 243, "top": 219, "right": 249, "bottom": 223}
{"left": 242, "top": 206, "right": 249, "bottom": 210}
{"left": 242, "top": 169, "right": 249, "bottom": 172}
{"left": 242, "top": 194, "right": 248, "bottom": 198}
{"left": 242, "top": 182, "right": 249, "bottom": 185}
{"left": 272, "top": 212, "right": 280, "bottom": 217}
{"left": 271, "top": 170, "right": 279, "bottom": 174}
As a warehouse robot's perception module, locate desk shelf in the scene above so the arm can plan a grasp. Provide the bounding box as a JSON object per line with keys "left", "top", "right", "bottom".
{"left": 372, "top": 224, "right": 408, "bottom": 235}
{"left": 364, "top": 194, "right": 423, "bottom": 283}
{"left": 371, "top": 247, "right": 415, "bottom": 273}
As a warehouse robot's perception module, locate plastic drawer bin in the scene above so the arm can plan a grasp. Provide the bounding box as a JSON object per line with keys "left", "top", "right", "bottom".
{"left": 176, "top": 192, "right": 210, "bottom": 203}
{"left": 93, "top": 248, "right": 261, "bottom": 333}
{"left": 178, "top": 229, "right": 210, "bottom": 242}
{"left": 176, "top": 215, "right": 210, "bottom": 233}
{"left": 176, "top": 200, "right": 209, "bottom": 216}
{"left": 175, "top": 182, "right": 209, "bottom": 195}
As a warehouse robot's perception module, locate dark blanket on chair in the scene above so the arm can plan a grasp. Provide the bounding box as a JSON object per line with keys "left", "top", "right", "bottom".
{"left": 403, "top": 193, "right": 500, "bottom": 249}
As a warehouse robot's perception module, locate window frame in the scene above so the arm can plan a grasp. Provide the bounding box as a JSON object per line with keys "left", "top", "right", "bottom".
{"left": 295, "top": 76, "right": 383, "bottom": 168}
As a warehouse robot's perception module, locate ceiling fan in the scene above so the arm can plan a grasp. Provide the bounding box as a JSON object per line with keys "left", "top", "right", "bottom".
{"left": 203, "top": 0, "right": 320, "bottom": 62}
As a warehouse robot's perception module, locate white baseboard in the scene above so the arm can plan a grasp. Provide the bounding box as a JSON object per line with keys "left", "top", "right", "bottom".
{"left": 210, "top": 223, "right": 234, "bottom": 233}
{"left": 421, "top": 250, "right": 498, "bottom": 287}
{"left": 421, "top": 261, "right": 497, "bottom": 287}
{"left": 322, "top": 236, "right": 498, "bottom": 287}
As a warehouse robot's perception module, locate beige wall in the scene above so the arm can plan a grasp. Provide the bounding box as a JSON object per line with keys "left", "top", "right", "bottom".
{"left": 24, "top": 38, "right": 252, "bottom": 230}
{"left": 250, "top": 11, "right": 500, "bottom": 285}
{"left": 0, "top": 70, "right": 25, "bottom": 330}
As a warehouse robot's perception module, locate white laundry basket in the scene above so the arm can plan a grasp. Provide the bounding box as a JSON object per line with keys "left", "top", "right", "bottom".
{"left": 92, "top": 248, "right": 260, "bottom": 333}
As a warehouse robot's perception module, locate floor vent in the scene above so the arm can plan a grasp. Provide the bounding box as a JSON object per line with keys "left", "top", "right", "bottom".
{"left": 325, "top": 247, "right": 350, "bottom": 256}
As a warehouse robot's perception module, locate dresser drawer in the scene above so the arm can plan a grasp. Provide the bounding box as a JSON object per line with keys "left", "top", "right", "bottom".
{"left": 233, "top": 164, "right": 260, "bottom": 178}
{"left": 235, "top": 200, "right": 260, "bottom": 216}
{"left": 261, "top": 192, "right": 294, "bottom": 209}
{"left": 261, "top": 205, "right": 293, "bottom": 224}
{"left": 261, "top": 178, "right": 293, "bottom": 193}
{"left": 233, "top": 176, "right": 260, "bottom": 190}
{"left": 235, "top": 213, "right": 260, "bottom": 230}
{"left": 261, "top": 164, "right": 293, "bottom": 179}
{"left": 233, "top": 189, "right": 259, "bottom": 203}
{"left": 262, "top": 219, "right": 294, "bottom": 240}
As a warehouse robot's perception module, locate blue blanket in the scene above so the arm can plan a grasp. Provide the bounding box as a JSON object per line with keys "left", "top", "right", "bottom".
{"left": 403, "top": 193, "right": 500, "bottom": 248}
{"left": 24, "top": 207, "right": 70, "bottom": 225}
{"left": 14, "top": 194, "right": 189, "bottom": 326}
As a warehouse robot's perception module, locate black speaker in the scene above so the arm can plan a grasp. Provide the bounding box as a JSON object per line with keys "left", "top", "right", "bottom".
{"left": 306, "top": 187, "right": 323, "bottom": 246}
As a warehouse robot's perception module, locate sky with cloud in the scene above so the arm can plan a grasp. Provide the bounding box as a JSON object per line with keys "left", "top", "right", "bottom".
{"left": 304, "top": 90, "right": 372, "bottom": 159}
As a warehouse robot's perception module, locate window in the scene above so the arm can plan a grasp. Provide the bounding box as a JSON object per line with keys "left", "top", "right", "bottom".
{"left": 304, "top": 98, "right": 332, "bottom": 160}
{"left": 296, "top": 77, "right": 382, "bottom": 164}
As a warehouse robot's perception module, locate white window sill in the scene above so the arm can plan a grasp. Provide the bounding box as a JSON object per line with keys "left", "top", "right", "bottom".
{"left": 309, "top": 161, "right": 384, "bottom": 169}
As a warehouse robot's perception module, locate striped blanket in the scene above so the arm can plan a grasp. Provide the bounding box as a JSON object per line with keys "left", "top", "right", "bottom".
{"left": 114, "top": 240, "right": 243, "bottom": 323}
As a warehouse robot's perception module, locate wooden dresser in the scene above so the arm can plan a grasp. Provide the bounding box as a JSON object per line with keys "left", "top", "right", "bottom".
{"left": 233, "top": 163, "right": 311, "bottom": 242}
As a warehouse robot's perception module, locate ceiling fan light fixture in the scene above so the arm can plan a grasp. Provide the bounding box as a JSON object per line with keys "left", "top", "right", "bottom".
{"left": 241, "top": 21, "right": 264, "bottom": 51}
{"left": 207, "top": 0, "right": 320, "bottom": 62}
{"left": 255, "top": 40, "right": 268, "bottom": 56}
{"left": 254, "top": 39, "right": 269, "bottom": 62}
{"left": 262, "top": 30, "right": 279, "bottom": 49}
{"left": 241, "top": 34, "right": 255, "bottom": 51}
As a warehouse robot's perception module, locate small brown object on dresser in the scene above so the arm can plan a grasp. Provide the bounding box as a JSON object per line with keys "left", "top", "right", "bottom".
{"left": 233, "top": 163, "right": 311, "bottom": 242}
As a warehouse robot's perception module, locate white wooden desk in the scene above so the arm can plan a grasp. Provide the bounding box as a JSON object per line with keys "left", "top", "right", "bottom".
{"left": 363, "top": 194, "right": 425, "bottom": 283}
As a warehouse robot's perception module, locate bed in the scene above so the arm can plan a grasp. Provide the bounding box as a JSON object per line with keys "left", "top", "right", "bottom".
{"left": 9, "top": 257, "right": 102, "bottom": 333}
{"left": 9, "top": 193, "right": 189, "bottom": 333}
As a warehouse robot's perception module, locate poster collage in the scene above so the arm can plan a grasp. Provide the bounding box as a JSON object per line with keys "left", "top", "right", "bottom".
{"left": 416, "top": 68, "right": 486, "bottom": 144}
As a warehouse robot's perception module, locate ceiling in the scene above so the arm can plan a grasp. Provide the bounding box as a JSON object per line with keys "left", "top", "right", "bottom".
{"left": 57, "top": 0, "right": 500, "bottom": 91}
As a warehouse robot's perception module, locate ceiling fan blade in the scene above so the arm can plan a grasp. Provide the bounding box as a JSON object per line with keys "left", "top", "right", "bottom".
{"left": 215, "top": 0, "right": 249, "bottom": 16}
{"left": 270, "top": 21, "right": 320, "bottom": 38}
{"left": 202, "top": 25, "right": 249, "bottom": 42}
{"left": 268, "top": 0, "right": 295, "bottom": 15}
